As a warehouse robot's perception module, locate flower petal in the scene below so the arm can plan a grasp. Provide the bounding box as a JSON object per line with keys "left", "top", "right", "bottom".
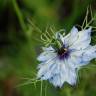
{"left": 63, "top": 59, "right": 77, "bottom": 85}
{"left": 49, "top": 60, "right": 66, "bottom": 87}
{"left": 66, "top": 69, "right": 77, "bottom": 85}
{"left": 49, "top": 59, "right": 77, "bottom": 87}
{"left": 82, "top": 45, "right": 96, "bottom": 62}
{"left": 62, "top": 26, "right": 78, "bottom": 47}
{"left": 69, "top": 26, "right": 78, "bottom": 42}
{"left": 70, "top": 27, "right": 92, "bottom": 50}
{"left": 42, "top": 46, "right": 54, "bottom": 51}
{"left": 69, "top": 50, "right": 89, "bottom": 68}
{"left": 37, "top": 50, "right": 56, "bottom": 62}
{"left": 37, "top": 57, "right": 57, "bottom": 79}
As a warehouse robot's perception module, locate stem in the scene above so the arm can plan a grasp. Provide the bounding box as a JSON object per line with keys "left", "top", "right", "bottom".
{"left": 12, "top": 0, "right": 26, "bottom": 32}
{"left": 84, "top": 18, "right": 94, "bottom": 29}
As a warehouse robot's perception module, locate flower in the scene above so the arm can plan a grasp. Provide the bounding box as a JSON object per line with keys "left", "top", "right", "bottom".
{"left": 37, "top": 26, "right": 96, "bottom": 87}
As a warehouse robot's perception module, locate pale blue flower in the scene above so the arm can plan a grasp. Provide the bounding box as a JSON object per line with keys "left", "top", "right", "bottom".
{"left": 37, "top": 27, "right": 96, "bottom": 87}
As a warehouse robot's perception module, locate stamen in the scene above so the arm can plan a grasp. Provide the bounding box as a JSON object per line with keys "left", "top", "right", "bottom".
{"left": 57, "top": 46, "right": 69, "bottom": 60}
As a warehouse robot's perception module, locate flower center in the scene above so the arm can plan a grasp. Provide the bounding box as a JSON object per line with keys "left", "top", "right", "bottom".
{"left": 57, "top": 46, "right": 69, "bottom": 60}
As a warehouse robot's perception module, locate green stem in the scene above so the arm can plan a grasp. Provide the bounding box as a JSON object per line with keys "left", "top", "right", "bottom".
{"left": 12, "top": 0, "right": 26, "bottom": 32}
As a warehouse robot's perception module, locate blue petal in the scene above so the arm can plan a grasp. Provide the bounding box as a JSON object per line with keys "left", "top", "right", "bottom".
{"left": 70, "top": 27, "right": 92, "bottom": 50}
{"left": 61, "top": 60, "right": 77, "bottom": 85}
{"left": 69, "top": 50, "right": 89, "bottom": 68}
{"left": 37, "top": 49, "right": 56, "bottom": 62}
{"left": 49, "top": 74, "right": 63, "bottom": 87}
{"left": 49, "top": 60, "right": 65, "bottom": 87}
{"left": 42, "top": 46, "right": 54, "bottom": 51}
{"left": 37, "top": 57, "right": 57, "bottom": 79}
{"left": 38, "top": 54, "right": 78, "bottom": 87}
{"left": 82, "top": 45, "right": 96, "bottom": 62}
{"left": 70, "top": 26, "right": 78, "bottom": 36}
{"left": 49, "top": 59, "right": 77, "bottom": 87}
{"left": 66, "top": 69, "right": 77, "bottom": 85}
{"left": 60, "top": 26, "right": 78, "bottom": 47}
{"left": 56, "top": 26, "right": 78, "bottom": 45}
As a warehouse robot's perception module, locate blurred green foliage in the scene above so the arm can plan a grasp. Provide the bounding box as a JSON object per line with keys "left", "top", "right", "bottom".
{"left": 0, "top": 0, "right": 96, "bottom": 96}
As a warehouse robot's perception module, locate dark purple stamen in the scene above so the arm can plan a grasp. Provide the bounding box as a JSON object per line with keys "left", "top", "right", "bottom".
{"left": 57, "top": 46, "right": 70, "bottom": 60}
